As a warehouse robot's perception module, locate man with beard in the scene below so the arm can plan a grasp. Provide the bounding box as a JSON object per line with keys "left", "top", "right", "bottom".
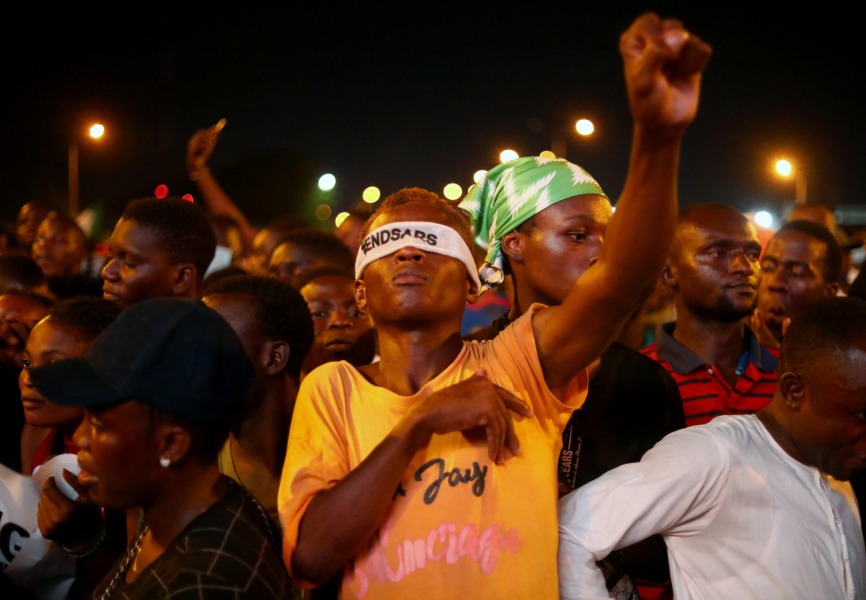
{"left": 641, "top": 203, "right": 777, "bottom": 427}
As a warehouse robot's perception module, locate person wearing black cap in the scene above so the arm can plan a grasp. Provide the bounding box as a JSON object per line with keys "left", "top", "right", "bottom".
{"left": 30, "top": 298, "right": 293, "bottom": 599}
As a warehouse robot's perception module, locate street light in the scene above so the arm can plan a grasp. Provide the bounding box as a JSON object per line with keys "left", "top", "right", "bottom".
{"left": 550, "top": 118, "right": 594, "bottom": 160}
{"left": 774, "top": 158, "right": 807, "bottom": 206}
{"left": 68, "top": 122, "right": 105, "bottom": 218}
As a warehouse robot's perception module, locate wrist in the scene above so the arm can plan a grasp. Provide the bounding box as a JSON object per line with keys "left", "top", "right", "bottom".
{"left": 61, "top": 519, "right": 106, "bottom": 558}
{"left": 188, "top": 166, "right": 211, "bottom": 181}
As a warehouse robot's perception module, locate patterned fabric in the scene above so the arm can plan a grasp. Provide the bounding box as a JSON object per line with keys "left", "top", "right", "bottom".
{"left": 92, "top": 477, "right": 295, "bottom": 599}
{"left": 458, "top": 156, "right": 607, "bottom": 288}
{"left": 641, "top": 323, "right": 778, "bottom": 427}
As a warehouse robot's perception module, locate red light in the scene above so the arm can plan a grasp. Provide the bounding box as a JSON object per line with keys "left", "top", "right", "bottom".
{"left": 154, "top": 184, "right": 169, "bottom": 199}
{"left": 181, "top": 194, "right": 195, "bottom": 203}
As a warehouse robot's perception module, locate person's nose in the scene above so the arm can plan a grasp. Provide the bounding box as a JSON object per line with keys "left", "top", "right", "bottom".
{"left": 18, "top": 363, "right": 33, "bottom": 389}
{"left": 394, "top": 245, "right": 425, "bottom": 262}
{"left": 731, "top": 251, "right": 756, "bottom": 275}
{"left": 328, "top": 308, "right": 354, "bottom": 330}
{"left": 73, "top": 418, "right": 90, "bottom": 452}
{"left": 101, "top": 257, "right": 118, "bottom": 281}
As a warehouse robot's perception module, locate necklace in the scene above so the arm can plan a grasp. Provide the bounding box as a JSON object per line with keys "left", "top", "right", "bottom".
{"left": 228, "top": 435, "right": 247, "bottom": 490}
{"left": 95, "top": 524, "right": 148, "bottom": 600}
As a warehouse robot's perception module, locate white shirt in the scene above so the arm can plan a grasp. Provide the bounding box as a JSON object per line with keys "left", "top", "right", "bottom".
{"left": 558, "top": 415, "right": 866, "bottom": 600}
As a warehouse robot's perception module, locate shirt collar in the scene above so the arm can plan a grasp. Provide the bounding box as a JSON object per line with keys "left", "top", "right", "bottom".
{"left": 654, "top": 322, "right": 777, "bottom": 374}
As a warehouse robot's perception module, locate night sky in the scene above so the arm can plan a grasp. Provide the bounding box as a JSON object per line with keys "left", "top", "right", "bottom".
{"left": 3, "top": 3, "right": 864, "bottom": 234}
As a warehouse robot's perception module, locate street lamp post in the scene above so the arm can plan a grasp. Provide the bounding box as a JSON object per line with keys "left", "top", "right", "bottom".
{"left": 774, "top": 158, "right": 807, "bottom": 206}
{"left": 68, "top": 123, "right": 105, "bottom": 218}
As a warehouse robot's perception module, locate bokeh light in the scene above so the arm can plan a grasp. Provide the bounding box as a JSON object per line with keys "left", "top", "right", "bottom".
{"left": 443, "top": 183, "right": 462, "bottom": 200}
{"left": 89, "top": 123, "right": 105, "bottom": 139}
{"left": 499, "top": 149, "right": 519, "bottom": 163}
{"left": 473, "top": 170, "right": 488, "bottom": 184}
{"left": 335, "top": 211, "right": 349, "bottom": 228}
{"left": 318, "top": 173, "right": 336, "bottom": 191}
{"left": 154, "top": 184, "right": 169, "bottom": 199}
{"left": 775, "top": 159, "right": 792, "bottom": 177}
{"left": 575, "top": 119, "right": 594, "bottom": 136}
{"left": 362, "top": 186, "right": 381, "bottom": 203}
{"left": 315, "top": 204, "right": 332, "bottom": 221}
{"left": 539, "top": 150, "right": 556, "bottom": 159}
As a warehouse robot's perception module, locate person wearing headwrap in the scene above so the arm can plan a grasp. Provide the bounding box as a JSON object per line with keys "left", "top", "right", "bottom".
{"left": 460, "top": 156, "right": 607, "bottom": 290}
{"left": 460, "top": 156, "right": 686, "bottom": 599}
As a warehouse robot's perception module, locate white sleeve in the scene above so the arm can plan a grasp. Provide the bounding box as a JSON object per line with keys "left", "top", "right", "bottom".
{"left": 558, "top": 426, "right": 730, "bottom": 599}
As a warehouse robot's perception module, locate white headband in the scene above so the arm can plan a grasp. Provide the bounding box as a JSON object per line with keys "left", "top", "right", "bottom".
{"left": 355, "top": 221, "right": 482, "bottom": 293}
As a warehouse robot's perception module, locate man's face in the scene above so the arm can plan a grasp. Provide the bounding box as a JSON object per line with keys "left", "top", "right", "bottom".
{"left": 791, "top": 342, "right": 866, "bottom": 481}
{"left": 507, "top": 195, "right": 612, "bottom": 305}
{"left": 243, "top": 227, "right": 285, "bottom": 276}
{"left": 32, "top": 218, "right": 88, "bottom": 278}
{"left": 301, "top": 274, "right": 375, "bottom": 368}
{"left": 269, "top": 242, "right": 330, "bottom": 289}
{"left": 0, "top": 294, "right": 51, "bottom": 371}
{"left": 74, "top": 400, "right": 161, "bottom": 508}
{"left": 16, "top": 203, "right": 50, "bottom": 248}
{"left": 19, "top": 318, "right": 86, "bottom": 429}
{"left": 357, "top": 203, "right": 473, "bottom": 327}
{"left": 101, "top": 218, "right": 181, "bottom": 307}
{"left": 667, "top": 211, "right": 763, "bottom": 322}
{"left": 757, "top": 230, "right": 836, "bottom": 341}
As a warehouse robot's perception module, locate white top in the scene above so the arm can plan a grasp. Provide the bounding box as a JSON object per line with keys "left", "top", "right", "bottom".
{"left": 558, "top": 415, "right": 866, "bottom": 600}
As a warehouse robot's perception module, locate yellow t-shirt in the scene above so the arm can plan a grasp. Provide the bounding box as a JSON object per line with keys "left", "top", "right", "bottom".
{"left": 279, "top": 306, "right": 587, "bottom": 599}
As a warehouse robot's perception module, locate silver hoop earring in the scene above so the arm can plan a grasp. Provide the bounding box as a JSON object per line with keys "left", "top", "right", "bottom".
{"left": 159, "top": 457, "right": 171, "bottom": 468}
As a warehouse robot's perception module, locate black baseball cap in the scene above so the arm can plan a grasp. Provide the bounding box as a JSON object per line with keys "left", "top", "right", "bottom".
{"left": 30, "top": 298, "right": 253, "bottom": 425}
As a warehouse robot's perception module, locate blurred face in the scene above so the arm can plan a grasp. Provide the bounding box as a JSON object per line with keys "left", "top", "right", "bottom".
{"left": 667, "top": 208, "right": 763, "bottom": 322}
{"left": 357, "top": 204, "right": 472, "bottom": 327}
{"left": 269, "top": 242, "right": 332, "bottom": 289}
{"left": 32, "top": 218, "right": 88, "bottom": 278}
{"left": 101, "top": 218, "right": 181, "bottom": 307}
{"left": 0, "top": 293, "right": 51, "bottom": 371}
{"left": 16, "top": 203, "right": 51, "bottom": 248}
{"left": 301, "top": 274, "right": 375, "bottom": 370}
{"left": 789, "top": 341, "right": 866, "bottom": 480}
{"left": 74, "top": 400, "right": 162, "bottom": 509}
{"left": 243, "top": 227, "right": 286, "bottom": 276}
{"left": 505, "top": 195, "right": 612, "bottom": 306}
{"left": 757, "top": 230, "right": 837, "bottom": 342}
{"left": 336, "top": 215, "right": 365, "bottom": 255}
{"left": 19, "top": 318, "right": 86, "bottom": 430}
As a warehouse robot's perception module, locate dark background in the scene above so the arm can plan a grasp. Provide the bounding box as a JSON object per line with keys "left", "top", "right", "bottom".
{"left": 3, "top": 3, "right": 864, "bottom": 238}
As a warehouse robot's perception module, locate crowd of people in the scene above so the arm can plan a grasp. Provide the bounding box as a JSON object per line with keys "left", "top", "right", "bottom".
{"left": 0, "top": 12, "right": 865, "bottom": 600}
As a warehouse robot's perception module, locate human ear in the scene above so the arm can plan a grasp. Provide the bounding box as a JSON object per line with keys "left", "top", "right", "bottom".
{"left": 157, "top": 425, "right": 192, "bottom": 465}
{"left": 501, "top": 231, "right": 524, "bottom": 264}
{"left": 265, "top": 340, "right": 289, "bottom": 376}
{"left": 779, "top": 371, "right": 804, "bottom": 408}
{"left": 172, "top": 264, "right": 196, "bottom": 295}
{"left": 661, "top": 261, "right": 677, "bottom": 291}
{"left": 355, "top": 279, "right": 367, "bottom": 310}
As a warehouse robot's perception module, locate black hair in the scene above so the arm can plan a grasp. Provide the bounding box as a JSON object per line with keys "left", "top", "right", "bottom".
{"left": 0, "top": 255, "right": 47, "bottom": 293}
{"left": 121, "top": 197, "right": 217, "bottom": 284}
{"left": 202, "top": 274, "right": 314, "bottom": 380}
{"left": 781, "top": 296, "right": 866, "bottom": 374}
{"left": 359, "top": 187, "right": 473, "bottom": 245}
{"left": 272, "top": 227, "right": 355, "bottom": 271}
{"left": 45, "top": 296, "right": 122, "bottom": 343}
{"left": 775, "top": 220, "right": 843, "bottom": 283}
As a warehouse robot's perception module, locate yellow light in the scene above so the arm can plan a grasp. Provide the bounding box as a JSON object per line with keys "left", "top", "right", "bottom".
{"left": 443, "top": 183, "right": 462, "bottom": 200}
{"left": 362, "top": 186, "right": 381, "bottom": 203}
{"left": 539, "top": 150, "right": 556, "bottom": 159}
{"left": 89, "top": 123, "right": 105, "bottom": 139}
{"left": 335, "top": 212, "right": 350, "bottom": 228}
{"left": 575, "top": 119, "right": 594, "bottom": 136}
{"left": 499, "top": 149, "right": 519, "bottom": 163}
{"left": 473, "top": 170, "right": 488, "bottom": 184}
{"left": 775, "top": 159, "right": 793, "bottom": 177}
{"left": 315, "top": 204, "right": 332, "bottom": 221}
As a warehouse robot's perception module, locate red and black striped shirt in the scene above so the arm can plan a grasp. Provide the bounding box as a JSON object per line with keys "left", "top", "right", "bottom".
{"left": 641, "top": 323, "right": 778, "bottom": 427}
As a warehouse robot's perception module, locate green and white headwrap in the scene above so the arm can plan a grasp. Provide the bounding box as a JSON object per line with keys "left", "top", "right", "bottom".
{"left": 458, "top": 156, "right": 607, "bottom": 288}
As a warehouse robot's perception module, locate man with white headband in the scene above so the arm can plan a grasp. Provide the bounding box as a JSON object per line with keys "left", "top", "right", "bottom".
{"left": 279, "top": 12, "right": 712, "bottom": 598}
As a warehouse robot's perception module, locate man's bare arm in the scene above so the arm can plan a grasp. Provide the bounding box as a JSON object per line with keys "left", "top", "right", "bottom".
{"left": 535, "top": 13, "right": 712, "bottom": 395}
